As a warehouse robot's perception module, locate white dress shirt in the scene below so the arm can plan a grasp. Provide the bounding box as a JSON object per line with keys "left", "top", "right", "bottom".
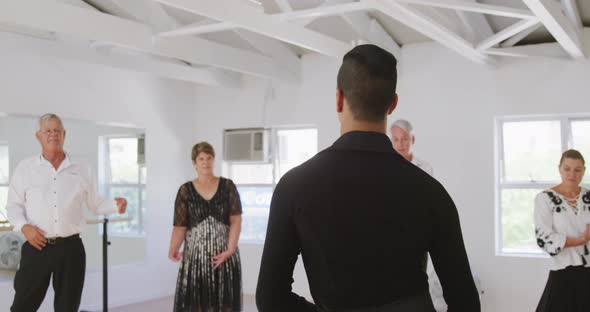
{"left": 411, "top": 155, "right": 433, "bottom": 176}
{"left": 410, "top": 156, "right": 444, "bottom": 309}
{"left": 6, "top": 153, "right": 117, "bottom": 238}
{"left": 535, "top": 188, "right": 590, "bottom": 271}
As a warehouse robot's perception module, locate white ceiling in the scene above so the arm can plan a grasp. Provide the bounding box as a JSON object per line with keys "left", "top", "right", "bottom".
{"left": 0, "top": 0, "right": 587, "bottom": 87}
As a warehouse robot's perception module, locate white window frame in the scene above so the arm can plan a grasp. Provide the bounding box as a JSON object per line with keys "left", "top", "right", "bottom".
{"left": 223, "top": 126, "right": 318, "bottom": 244}
{"left": 100, "top": 135, "right": 146, "bottom": 236}
{"left": 495, "top": 114, "right": 590, "bottom": 257}
{"left": 0, "top": 142, "right": 9, "bottom": 225}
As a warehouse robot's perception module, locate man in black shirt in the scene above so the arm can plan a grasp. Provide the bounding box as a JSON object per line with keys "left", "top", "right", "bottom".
{"left": 256, "top": 44, "right": 479, "bottom": 312}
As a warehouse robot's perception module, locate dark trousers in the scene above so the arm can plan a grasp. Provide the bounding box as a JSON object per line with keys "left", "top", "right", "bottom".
{"left": 11, "top": 237, "right": 86, "bottom": 312}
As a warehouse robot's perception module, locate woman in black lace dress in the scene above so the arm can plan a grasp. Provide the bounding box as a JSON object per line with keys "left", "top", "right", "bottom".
{"left": 168, "top": 142, "right": 242, "bottom": 312}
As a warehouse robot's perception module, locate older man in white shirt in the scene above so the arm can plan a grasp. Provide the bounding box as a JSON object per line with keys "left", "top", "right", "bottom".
{"left": 7, "top": 113, "right": 127, "bottom": 312}
{"left": 390, "top": 119, "right": 433, "bottom": 176}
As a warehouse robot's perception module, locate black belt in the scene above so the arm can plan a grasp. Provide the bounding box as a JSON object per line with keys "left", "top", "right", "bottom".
{"left": 46, "top": 234, "right": 80, "bottom": 245}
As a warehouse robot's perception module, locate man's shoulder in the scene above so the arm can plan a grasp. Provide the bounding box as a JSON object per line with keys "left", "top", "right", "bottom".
{"left": 276, "top": 150, "right": 328, "bottom": 185}
{"left": 15, "top": 155, "right": 39, "bottom": 169}
{"left": 412, "top": 155, "right": 431, "bottom": 166}
{"left": 412, "top": 155, "right": 433, "bottom": 174}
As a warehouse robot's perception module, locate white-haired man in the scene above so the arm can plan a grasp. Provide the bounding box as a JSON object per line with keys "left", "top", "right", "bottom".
{"left": 7, "top": 113, "right": 127, "bottom": 311}
{"left": 390, "top": 119, "right": 433, "bottom": 176}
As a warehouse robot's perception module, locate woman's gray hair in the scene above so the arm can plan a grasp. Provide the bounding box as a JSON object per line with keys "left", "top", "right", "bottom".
{"left": 391, "top": 119, "right": 413, "bottom": 134}
{"left": 38, "top": 113, "right": 64, "bottom": 130}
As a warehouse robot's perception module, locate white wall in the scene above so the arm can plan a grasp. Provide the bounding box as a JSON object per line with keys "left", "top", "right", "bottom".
{"left": 0, "top": 49, "right": 197, "bottom": 311}
{"left": 195, "top": 46, "right": 590, "bottom": 312}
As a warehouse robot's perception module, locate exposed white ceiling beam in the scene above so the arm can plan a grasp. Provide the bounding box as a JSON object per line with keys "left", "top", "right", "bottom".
{"left": 157, "top": 0, "right": 534, "bottom": 39}
{"left": 485, "top": 43, "right": 568, "bottom": 58}
{"left": 232, "top": 0, "right": 301, "bottom": 78}
{"left": 477, "top": 19, "right": 540, "bottom": 51}
{"left": 287, "top": 0, "right": 359, "bottom": 27}
{"left": 455, "top": 0, "right": 494, "bottom": 44}
{"left": 523, "top": 0, "right": 584, "bottom": 59}
{"left": 0, "top": 31, "right": 241, "bottom": 87}
{"left": 273, "top": 0, "right": 293, "bottom": 13}
{"left": 340, "top": 12, "right": 401, "bottom": 58}
{"left": 56, "top": 0, "right": 95, "bottom": 9}
{"left": 80, "top": 0, "right": 243, "bottom": 84}
{"left": 0, "top": 0, "right": 296, "bottom": 81}
{"left": 394, "top": 0, "right": 537, "bottom": 19}
{"left": 413, "top": 5, "right": 465, "bottom": 37}
{"left": 158, "top": 21, "right": 237, "bottom": 37}
{"left": 457, "top": 12, "right": 493, "bottom": 44}
{"left": 500, "top": 23, "right": 543, "bottom": 47}
{"left": 0, "top": 22, "right": 56, "bottom": 40}
{"left": 234, "top": 30, "right": 301, "bottom": 76}
{"left": 367, "top": 0, "right": 492, "bottom": 64}
{"left": 561, "top": 0, "right": 583, "bottom": 34}
{"left": 104, "top": 0, "right": 181, "bottom": 32}
{"left": 276, "top": 0, "right": 365, "bottom": 21}
{"left": 156, "top": 1, "right": 369, "bottom": 37}
{"left": 155, "top": 0, "right": 352, "bottom": 58}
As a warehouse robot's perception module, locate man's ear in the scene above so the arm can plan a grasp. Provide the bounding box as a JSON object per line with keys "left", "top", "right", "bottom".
{"left": 336, "top": 88, "right": 344, "bottom": 113}
{"left": 387, "top": 94, "right": 398, "bottom": 115}
{"left": 35, "top": 131, "right": 41, "bottom": 143}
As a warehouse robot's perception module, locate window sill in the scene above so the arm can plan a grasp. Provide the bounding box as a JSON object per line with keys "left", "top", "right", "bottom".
{"left": 496, "top": 251, "right": 549, "bottom": 259}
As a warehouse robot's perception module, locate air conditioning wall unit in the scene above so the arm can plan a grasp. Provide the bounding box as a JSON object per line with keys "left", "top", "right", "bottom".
{"left": 223, "top": 128, "right": 270, "bottom": 162}
{"left": 137, "top": 134, "right": 146, "bottom": 166}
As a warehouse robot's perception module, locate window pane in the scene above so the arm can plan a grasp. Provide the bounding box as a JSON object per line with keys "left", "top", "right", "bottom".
{"left": 108, "top": 186, "right": 141, "bottom": 234}
{"left": 0, "top": 187, "right": 8, "bottom": 222}
{"left": 503, "top": 121, "right": 561, "bottom": 182}
{"left": 0, "top": 144, "right": 8, "bottom": 184}
{"left": 140, "top": 166, "right": 147, "bottom": 185}
{"left": 571, "top": 120, "right": 590, "bottom": 184}
{"left": 108, "top": 138, "right": 139, "bottom": 184}
{"left": 228, "top": 164, "right": 273, "bottom": 184}
{"left": 276, "top": 129, "right": 318, "bottom": 182}
{"left": 237, "top": 186, "right": 272, "bottom": 242}
{"left": 501, "top": 188, "right": 544, "bottom": 254}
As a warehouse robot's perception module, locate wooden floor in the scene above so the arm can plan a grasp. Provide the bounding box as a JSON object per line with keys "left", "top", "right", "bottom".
{"left": 110, "top": 294, "right": 258, "bottom": 312}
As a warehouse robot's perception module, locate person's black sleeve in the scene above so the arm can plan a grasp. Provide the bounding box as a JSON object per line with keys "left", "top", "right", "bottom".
{"left": 256, "top": 176, "right": 316, "bottom": 312}
{"left": 429, "top": 185, "right": 480, "bottom": 312}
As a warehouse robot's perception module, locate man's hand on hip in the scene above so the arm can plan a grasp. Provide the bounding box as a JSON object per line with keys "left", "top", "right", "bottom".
{"left": 21, "top": 224, "right": 47, "bottom": 251}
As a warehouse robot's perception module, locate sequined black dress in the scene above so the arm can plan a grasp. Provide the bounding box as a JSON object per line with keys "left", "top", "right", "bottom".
{"left": 173, "top": 177, "right": 242, "bottom": 312}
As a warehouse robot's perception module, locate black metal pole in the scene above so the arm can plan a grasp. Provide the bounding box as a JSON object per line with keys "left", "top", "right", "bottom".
{"left": 103, "top": 218, "right": 109, "bottom": 312}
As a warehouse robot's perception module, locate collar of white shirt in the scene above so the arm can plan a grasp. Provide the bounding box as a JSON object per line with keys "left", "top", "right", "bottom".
{"left": 37, "top": 152, "right": 76, "bottom": 172}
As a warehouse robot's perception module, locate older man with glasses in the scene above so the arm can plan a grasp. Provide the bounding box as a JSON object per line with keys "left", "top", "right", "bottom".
{"left": 7, "top": 113, "right": 127, "bottom": 312}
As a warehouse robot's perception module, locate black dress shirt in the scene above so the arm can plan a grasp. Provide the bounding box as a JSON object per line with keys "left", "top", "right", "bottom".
{"left": 256, "top": 131, "right": 480, "bottom": 312}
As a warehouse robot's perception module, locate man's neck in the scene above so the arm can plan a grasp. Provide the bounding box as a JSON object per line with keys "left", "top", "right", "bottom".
{"left": 340, "top": 120, "right": 387, "bottom": 135}
{"left": 42, "top": 150, "right": 66, "bottom": 170}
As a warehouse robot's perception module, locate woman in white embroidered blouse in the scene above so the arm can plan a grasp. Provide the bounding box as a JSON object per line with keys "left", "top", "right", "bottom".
{"left": 535, "top": 149, "right": 590, "bottom": 312}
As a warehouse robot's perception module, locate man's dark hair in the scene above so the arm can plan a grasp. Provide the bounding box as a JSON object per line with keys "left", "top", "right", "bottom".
{"left": 336, "top": 44, "right": 397, "bottom": 122}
